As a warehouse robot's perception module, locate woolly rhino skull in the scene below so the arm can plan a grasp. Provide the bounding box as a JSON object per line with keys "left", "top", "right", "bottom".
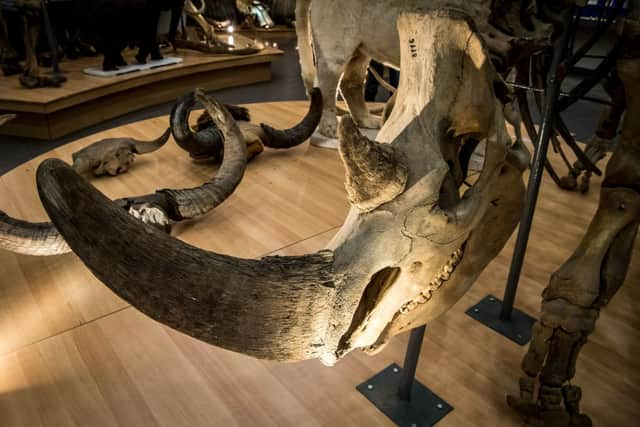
{"left": 36, "top": 10, "right": 528, "bottom": 365}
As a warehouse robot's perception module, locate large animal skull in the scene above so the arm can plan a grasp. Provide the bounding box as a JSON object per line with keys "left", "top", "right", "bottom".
{"left": 36, "top": 10, "right": 528, "bottom": 365}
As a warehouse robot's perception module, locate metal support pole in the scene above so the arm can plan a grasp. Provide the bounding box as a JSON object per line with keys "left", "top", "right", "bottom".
{"left": 398, "top": 325, "right": 426, "bottom": 401}
{"left": 499, "top": 7, "right": 575, "bottom": 321}
{"left": 357, "top": 325, "right": 452, "bottom": 426}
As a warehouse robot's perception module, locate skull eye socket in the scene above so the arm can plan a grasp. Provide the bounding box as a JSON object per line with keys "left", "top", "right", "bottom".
{"left": 438, "top": 133, "right": 486, "bottom": 211}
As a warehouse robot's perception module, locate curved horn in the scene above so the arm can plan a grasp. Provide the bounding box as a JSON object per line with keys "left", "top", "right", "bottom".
{"left": 195, "top": 104, "right": 251, "bottom": 131}
{"left": 160, "top": 89, "right": 248, "bottom": 219}
{"left": 132, "top": 127, "right": 171, "bottom": 154}
{"left": 37, "top": 158, "right": 337, "bottom": 361}
{"left": 0, "top": 114, "right": 16, "bottom": 127}
{"left": 337, "top": 115, "right": 408, "bottom": 212}
{"left": 259, "top": 87, "right": 323, "bottom": 149}
{"left": 0, "top": 210, "right": 69, "bottom": 256}
{"left": 118, "top": 89, "right": 247, "bottom": 225}
{"left": 170, "top": 91, "right": 224, "bottom": 159}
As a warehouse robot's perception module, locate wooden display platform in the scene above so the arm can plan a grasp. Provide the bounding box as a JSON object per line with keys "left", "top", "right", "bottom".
{"left": 0, "top": 46, "right": 282, "bottom": 140}
{"left": 0, "top": 102, "right": 638, "bottom": 426}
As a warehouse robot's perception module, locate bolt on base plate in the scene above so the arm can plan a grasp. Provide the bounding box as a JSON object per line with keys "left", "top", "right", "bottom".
{"left": 357, "top": 363, "right": 453, "bottom": 426}
{"left": 465, "top": 294, "right": 536, "bottom": 346}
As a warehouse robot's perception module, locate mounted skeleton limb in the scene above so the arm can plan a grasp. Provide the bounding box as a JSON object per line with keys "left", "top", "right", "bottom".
{"left": 15, "top": 0, "right": 66, "bottom": 88}
{"left": 37, "top": 9, "right": 529, "bottom": 365}
{"left": 558, "top": 73, "right": 626, "bottom": 193}
{"left": 295, "top": 0, "right": 550, "bottom": 138}
{"left": 508, "top": 11, "right": 640, "bottom": 426}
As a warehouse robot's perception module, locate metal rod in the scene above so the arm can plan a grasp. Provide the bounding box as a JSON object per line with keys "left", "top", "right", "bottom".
{"left": 505, "top": 82, "right": 615, "bottom": 106}
{"left": 500, "top": 7, "right": 575, "bottom": 320}
{"left": 40, "top": 0, "right": 60, "bottom": 74}
{"left": 398, "top": 325, "right": 426, "bottom": 401}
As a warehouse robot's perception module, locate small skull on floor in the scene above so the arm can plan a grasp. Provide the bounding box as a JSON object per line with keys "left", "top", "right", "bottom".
{"left": 71, "top": 128, "right": 171, "bottom": 176}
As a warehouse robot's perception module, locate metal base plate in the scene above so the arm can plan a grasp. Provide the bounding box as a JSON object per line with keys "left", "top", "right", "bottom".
{"left": 357, "top": 364, "right": 453, "bottom": 426}
{"left": 465, "top": 294, "right": 536, "bottom": 345}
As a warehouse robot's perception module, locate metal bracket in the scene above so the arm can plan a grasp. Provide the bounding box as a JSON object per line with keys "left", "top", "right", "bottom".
{"left": 465, "top": 294, "right": 536, "bottom": 346}
{"left": 357, "top": 364, "right": 453, "bottom": 426}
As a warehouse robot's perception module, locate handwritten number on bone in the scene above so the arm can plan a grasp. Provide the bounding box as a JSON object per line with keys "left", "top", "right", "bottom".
{"left": 409, "top": 38, "right": 418, "bottom": 58}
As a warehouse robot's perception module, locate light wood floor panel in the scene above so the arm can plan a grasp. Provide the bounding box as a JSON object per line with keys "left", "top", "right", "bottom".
{"left": 0, "top": 102, "right": 638, "bottom": 425}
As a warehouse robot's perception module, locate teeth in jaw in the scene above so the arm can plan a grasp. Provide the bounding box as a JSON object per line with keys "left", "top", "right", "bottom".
{"left": 399, "top": 247, "right": 464, "bottom": 315}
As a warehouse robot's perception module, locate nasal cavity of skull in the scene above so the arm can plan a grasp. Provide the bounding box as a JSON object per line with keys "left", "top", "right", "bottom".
{"left": 338, "top": 267, "right": 401, "bottom": 347}
{"left": 438, "top": 134, "right": 486, "bottom": 210}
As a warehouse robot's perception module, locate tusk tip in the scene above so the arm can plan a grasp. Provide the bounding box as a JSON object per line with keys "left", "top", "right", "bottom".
{"left": 37, "top": 158, "right": 71, "bottom": 181}
{"left": 36, "top": 159, "right": 81, "bottom": 214}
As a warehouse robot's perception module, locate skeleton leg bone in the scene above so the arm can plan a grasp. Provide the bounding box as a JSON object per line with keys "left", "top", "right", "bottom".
{"left": 340, "top": 51, "right": 381, "bottom": 130}
{"left": 314, "top": 53, "right": 344, "bottom": 138}
{"left": 509, "top": 21, "right": 640, "bottom": 423}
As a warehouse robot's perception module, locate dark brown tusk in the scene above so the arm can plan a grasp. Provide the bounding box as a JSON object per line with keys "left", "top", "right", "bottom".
{"left": 37, "top": 158, "right": 337, "bottom": 361}
{"left": 260, "top": 87, "right": 323, "bottom": 148}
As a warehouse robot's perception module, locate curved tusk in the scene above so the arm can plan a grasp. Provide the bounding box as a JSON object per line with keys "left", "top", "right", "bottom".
{"left": 259, "top": 87, "right": 323, "bottom": 149}
{"left": 0, "top": 210, "right": 69, "bottom": 256}
{"left": 37, "top": 158, "right": 337, "bottom": 361}
{"left": 132, "top": 127, "right": 172, "bottom": 154}
{"left": 337, "top": 114, "right": 408, "bottom": 212}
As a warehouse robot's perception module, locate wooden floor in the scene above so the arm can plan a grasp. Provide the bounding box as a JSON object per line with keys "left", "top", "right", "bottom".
{"left": 0, "top": 102, "right": 638, "bottom": 426}
{"left": 0, "top": 43, "right": 281, "bottom": 140}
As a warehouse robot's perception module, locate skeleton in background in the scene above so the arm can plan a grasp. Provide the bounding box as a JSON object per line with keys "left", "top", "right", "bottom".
{"left": 37, "top": 8, "right": 533, "bottom": 364}
{"left": 173, "top": 0, "right": 260, "bottom": 54}
{"left": 237, "top": 1, "right": 274, "bottom": 29}
{"left": 0, "top": 7, "right": 22, "bottom": 76}
{"left": 508, "top": 11, "right": 640, "bottom": 427}
{"left": 295, "top": 0, "right": 550, "bottom": 138}
{"left": 558, "top": 74, "right": 626, "bottom": 193}
{"left": 13, "top": 0, "right": 66, "bottom": 88}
